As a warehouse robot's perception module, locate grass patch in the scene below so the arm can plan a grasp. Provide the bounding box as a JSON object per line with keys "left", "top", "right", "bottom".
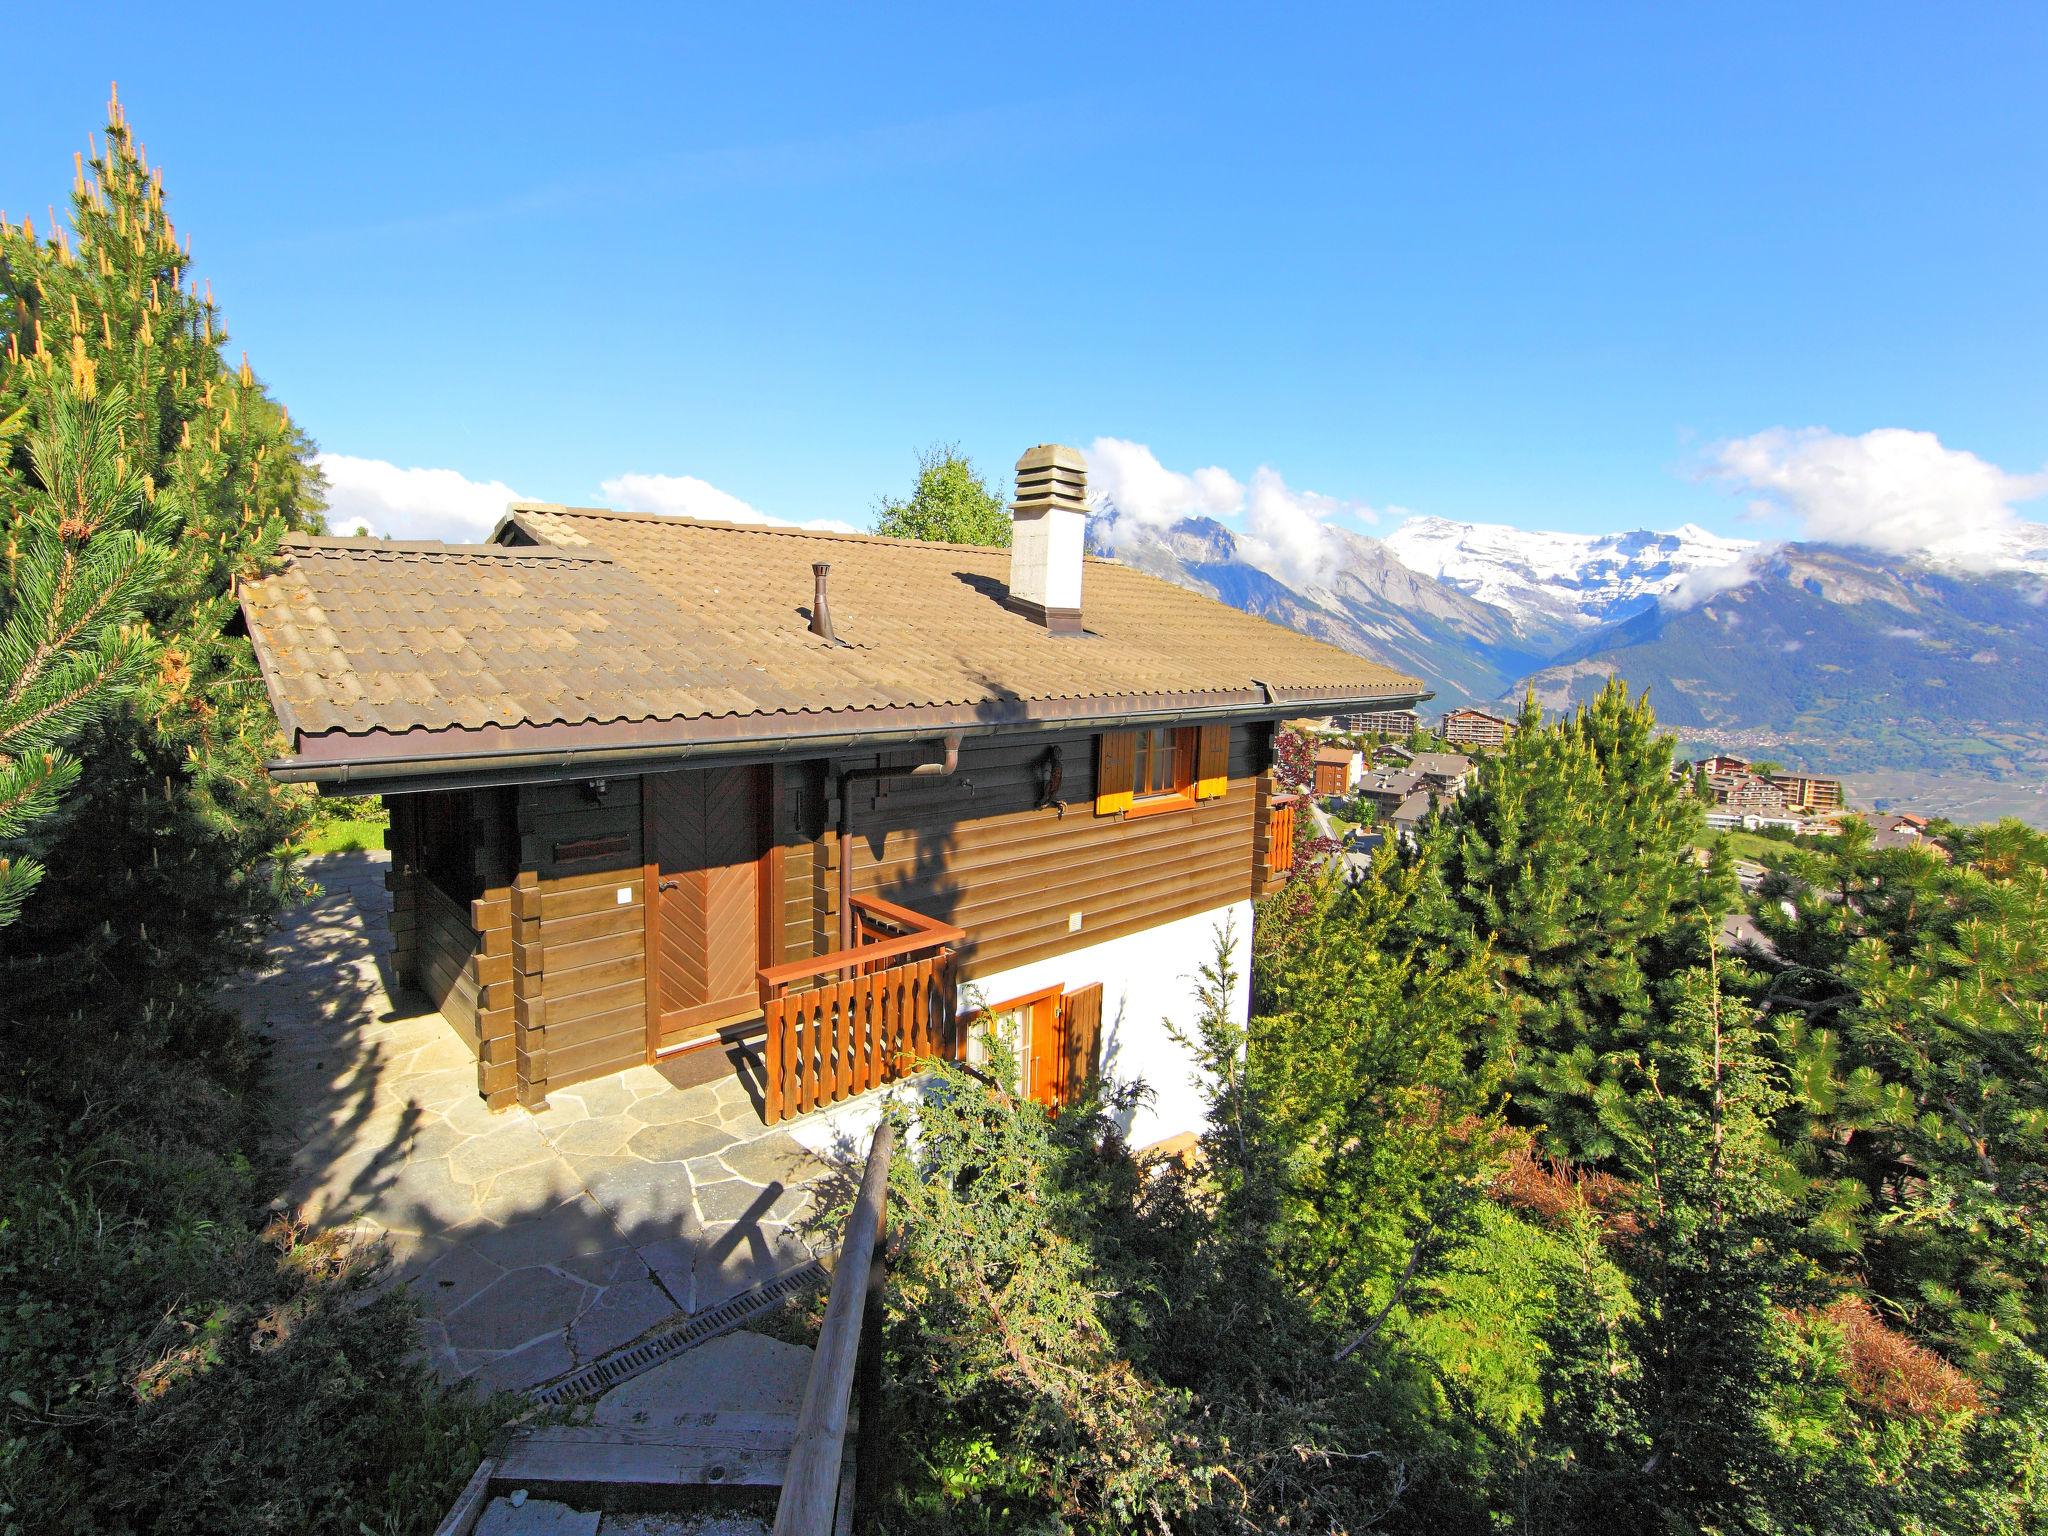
{"left": 301, "top": 815, "right": 388, "bottom": 855}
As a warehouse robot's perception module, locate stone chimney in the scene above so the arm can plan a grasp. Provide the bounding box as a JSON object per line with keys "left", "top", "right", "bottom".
{"left": 1005, "top": 444, "right": 1089, "bottom": 635}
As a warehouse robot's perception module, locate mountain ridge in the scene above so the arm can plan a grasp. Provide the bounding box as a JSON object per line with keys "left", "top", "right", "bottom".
{"left": 1088, "top": 506, "right": 2048, "bottom": 787}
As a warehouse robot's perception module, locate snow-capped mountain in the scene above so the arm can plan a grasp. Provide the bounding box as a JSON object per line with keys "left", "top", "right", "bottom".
{"left": 1382, "top": 516, "right": 1758, "bottom": 628}
{"left": 1924, "top": 520, "right": 2048, "bottom": 576}
{"left": 1088, "top": 509, "right": 1556, "bottom": 704}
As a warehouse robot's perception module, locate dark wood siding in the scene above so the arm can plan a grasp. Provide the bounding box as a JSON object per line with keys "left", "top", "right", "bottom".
{"left": 509, "top": 777, "right": 648, "bottom": 1102}
{"left": 777, "top": 724, "right": 1273, "bottom": 984}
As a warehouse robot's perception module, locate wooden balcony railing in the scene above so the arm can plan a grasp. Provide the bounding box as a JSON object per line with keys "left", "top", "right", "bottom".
{"left": 758, "top": 896, "right": 964, "bottom": 1125}
{"left": 1267, "top": 795, "right": 1299, "bottom": 884}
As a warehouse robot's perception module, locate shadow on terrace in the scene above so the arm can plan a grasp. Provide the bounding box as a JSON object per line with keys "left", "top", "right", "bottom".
{"left": 232, "top": 850, "right": 842, "bottom": 1397}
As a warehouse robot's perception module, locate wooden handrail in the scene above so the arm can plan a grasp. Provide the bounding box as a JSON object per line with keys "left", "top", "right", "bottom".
{"left": 758, "top": 896, "right": 964, "bottom": 994}
{"left": 846, "top": 891, "right": 951, "bottom": 935}
{"left": 774, "top": 1118, "right": 895, "bottom": 1536}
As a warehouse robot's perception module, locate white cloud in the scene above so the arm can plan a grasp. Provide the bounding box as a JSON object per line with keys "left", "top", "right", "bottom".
{"left": 599, "top": 472, "right": 858, "bottom": 533}
{"left": 317, "top": 453, "right": 525, "bottom": 542}
{"left": 1083, "top": 438, "right": 1244, "bottom": 532}
{"left": 1707, "top": 427, "right": 2048, "bottom": 568}
{"left": 1240, "top": 467, "right": 1359, "bottom": 589}
{"left": 1657, "top": 545, "right": 1777, "bottom": 610}
{"left": 1083, "top": 437, "right": 1375, "bottom": 588}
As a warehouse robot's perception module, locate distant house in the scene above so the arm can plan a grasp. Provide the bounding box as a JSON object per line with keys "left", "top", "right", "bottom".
{"left": 1343, "top": 707, "right": 1420, "bottom": 737}
{"left": 1391, "top": 788, "right": 1437, "bottom": 838}
{"left": 1406, "top": 751, "right": 1474, "bottom": 794}
{"left": 1704, "top": 808, "right": 1803, "bottom": 834}
{"left": 1313, "top": 744, "right": 1364, "bottom": 797}
{"left": 1284, "top": 715, "right": 1344, "bottom": 738}
{"left": 1372, "top": 742, "right": 1417, "bottom": 767}
{"left": 1358, "top": 768, "right": 1423, "bottom": 817}
{"left": 1441, "top": 707, "right": 1514, "bottom": 747}
{"left": 1867, "top": 812, "right": 1947, "bottom": 858}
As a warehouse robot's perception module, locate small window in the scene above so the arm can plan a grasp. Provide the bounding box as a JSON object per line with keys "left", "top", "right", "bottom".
{"left": 1132, "top": 726, "right": 1193, "bottom": 801}
{"left": 1095, "top": 724, "right": 1229, "bottom": 816}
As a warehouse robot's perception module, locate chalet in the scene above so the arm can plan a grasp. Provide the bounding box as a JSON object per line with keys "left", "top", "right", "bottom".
{"left": 1406, "top": 750, "right": 1473, "bottom": 794}
{"left": 238, "top": 444, "right": 1423, "bottom": 1150}
{"left": 1357, "top": 768, "right": 1423, "bottom": 818}
{"left": 1390, "top": 788, "right": 1437, "bottom": 840}
{"left": 1313, "top": 744, "right": 1365, "bottom": 797}
{"left": 1440, "top": 706, "right": 1514, "bottom": 748}
{"left": 1867, "top": 812, "right": 1947, "bottom": 857}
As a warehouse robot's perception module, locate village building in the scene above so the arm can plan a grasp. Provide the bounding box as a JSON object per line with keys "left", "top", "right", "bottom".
{"left": 1866, "top": 812, "right": 1948, "bottom": 858}
{"left": 1313, "top": 743, "right": 1365, "bottom": 797}
{"left": 1357, "top": 767, "right": 1423, "bottom": 818}
{"left": 237, "top": 444, "right": 1422, "bottom": 1150}
{"left": 1390, "top": 788, "right": 1438, "bottom": 839}
{"left": 1440, "top": 706, "right": 1515, "bottom": 748}
{"left": 1406, "top": 750, "right": 1474, "bottom": 794}
{"left": 1765, "top": 771, "right": 1845, "bottom": 812}
{"left": 1341, "top": 707, "right": 1420, "bottom": 736}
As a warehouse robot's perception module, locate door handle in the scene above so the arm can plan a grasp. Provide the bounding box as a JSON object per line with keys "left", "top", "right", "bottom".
{"left": 658, "top": 877, "right": 681, "bottom": 892}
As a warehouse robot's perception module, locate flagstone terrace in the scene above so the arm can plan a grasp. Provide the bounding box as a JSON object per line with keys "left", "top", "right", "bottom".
{"left": 231, "top": 851, "right": 856, "bottom": 1396}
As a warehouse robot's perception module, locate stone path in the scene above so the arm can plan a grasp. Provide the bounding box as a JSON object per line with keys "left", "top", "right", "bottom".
{"left": 232, "top": 851, "right": 842, "bottom": 1395}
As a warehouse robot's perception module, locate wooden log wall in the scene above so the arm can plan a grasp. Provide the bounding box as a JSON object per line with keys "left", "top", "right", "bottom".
{"left": 508, "top": 777, "right": 648, "bottom": 1107}
{"left": 777, "top": 723, "right": 1276, "bottom": 986}
{"left": 384, "top": 789, "right": 518, "bottom": 1105}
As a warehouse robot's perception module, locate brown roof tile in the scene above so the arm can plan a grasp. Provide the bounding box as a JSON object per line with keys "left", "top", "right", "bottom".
{"left": 240, "top": 510, "right": 1424, "bottom": 762}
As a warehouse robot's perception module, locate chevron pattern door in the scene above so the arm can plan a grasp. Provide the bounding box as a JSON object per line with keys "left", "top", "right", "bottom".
{"left": 646, "top": 765, "right": 766, "bottom": 1051}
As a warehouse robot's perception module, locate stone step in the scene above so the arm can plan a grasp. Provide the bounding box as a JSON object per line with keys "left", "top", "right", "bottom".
{"left": 487, "top": 1332, "right": 817, "bottom": 1510}
{"left": 475, "top": 1493, "right": 771, "bottom": 1534}
{"left": 494, "top": 1409, "right": 797, "bottom": 1496}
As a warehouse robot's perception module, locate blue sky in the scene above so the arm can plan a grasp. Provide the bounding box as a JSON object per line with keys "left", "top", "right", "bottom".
{"left": 7, "top": 3, "right": 2046, "bottom": 554}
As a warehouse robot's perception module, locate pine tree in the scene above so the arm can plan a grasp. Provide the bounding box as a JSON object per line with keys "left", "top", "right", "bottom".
{"left": 1413, "top": 680, "right": 1730, "bottom": 1161}
{"left": 0, "top": 87, "right": 323, "bottom": 1034}
{"left": 1758, "top": 819, "right": 2048, "bottom": 1376}
{"left": 871, "top": 443, "right": 1011, "bottom": 544}
{"left": 0, "top": 383, "right": 166, "bottom": 924}
{"left": 1542, "top": 968, "right": 1847, "bottom": 1532}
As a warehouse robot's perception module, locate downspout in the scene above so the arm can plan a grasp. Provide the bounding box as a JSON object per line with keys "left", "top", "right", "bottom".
{"left": 836, "top": 733, "right": 962, "bottom": 954}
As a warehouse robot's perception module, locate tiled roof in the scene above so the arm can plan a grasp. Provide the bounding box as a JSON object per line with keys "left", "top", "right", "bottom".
{"left": 240, "top": 505, "right": 1424, "bottom": 761}
{"left": 1407, "top": 752, "right": 1473, "bottom": 779}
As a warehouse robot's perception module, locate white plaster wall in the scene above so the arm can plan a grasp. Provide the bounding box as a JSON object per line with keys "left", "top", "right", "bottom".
{"left": 962, "top": 899, "right": 1253, "bottom": 1150}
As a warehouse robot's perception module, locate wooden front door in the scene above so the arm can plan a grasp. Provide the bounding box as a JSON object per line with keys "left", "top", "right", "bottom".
{"left": 645, "top": 765, "right": 768, "bottom": 1052}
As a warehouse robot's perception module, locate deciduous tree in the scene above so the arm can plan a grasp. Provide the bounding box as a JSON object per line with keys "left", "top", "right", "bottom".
{"left": 872, "top": 442, "right": 1010, "bottom": 545}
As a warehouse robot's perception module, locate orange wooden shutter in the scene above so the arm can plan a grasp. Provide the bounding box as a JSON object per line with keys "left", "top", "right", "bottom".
{"left": 1095, "top": 732, "right": 1136, "bottom": 816}
{"left": 1194, "top": 724, "right": 1229, "bottom": 800}
{"left": 1058, "top": 981, "right": 1104, "bottom": 1105}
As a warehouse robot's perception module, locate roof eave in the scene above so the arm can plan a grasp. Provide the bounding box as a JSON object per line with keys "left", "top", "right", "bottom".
{"left": 271, "top": 682, "right": 1433, "bottom": 795}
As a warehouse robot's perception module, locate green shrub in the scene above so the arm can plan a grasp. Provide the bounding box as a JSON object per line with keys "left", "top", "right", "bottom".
{"left": 0, "top": 1026, "right": 515, "bottom": 1536}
